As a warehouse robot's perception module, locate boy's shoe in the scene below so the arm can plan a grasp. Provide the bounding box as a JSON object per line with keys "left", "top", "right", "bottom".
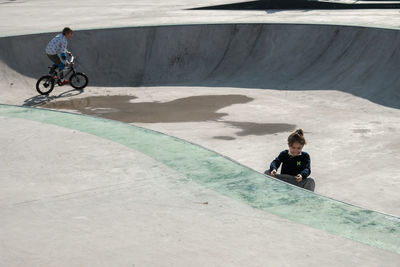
{"left": 59, "top": 80, "right": 70, "bottom": 86}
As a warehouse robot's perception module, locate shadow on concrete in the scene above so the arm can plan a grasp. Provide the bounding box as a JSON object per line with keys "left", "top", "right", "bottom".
{"left": 190, "top": 0, "right": 400, "bottom": 10}
{"left": 23, "top": 88, "right": 84, "bottom": 107}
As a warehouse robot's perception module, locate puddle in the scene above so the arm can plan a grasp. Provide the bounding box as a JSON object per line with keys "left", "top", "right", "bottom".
{"left": 43, "top": 94, "right": 295, "bottom": 137}
{"left": 223, "top": 121, "right": 296, "bottom": 136}
{"left": 43, "top": 95, "right": 253, "bottom": 123}
{"left": 214, "top": 136, "right": 236, "bottom": 140}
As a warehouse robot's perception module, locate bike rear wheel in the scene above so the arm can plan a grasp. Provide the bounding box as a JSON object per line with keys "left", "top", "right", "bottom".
{"left": 36, "top": 75, "right": 55, "bottom": 95}
{"left": 70, "top": 72, "right": 88, "bottom": 89}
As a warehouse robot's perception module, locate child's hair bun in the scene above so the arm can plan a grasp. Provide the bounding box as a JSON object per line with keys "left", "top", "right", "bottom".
{"left": 296, "top": 129, "right": 304, "bottom": 136}
{"left": 288, "top": 128, "right": 306, "bottom": 145}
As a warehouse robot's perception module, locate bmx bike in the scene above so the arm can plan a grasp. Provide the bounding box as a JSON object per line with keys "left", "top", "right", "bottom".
{"left": 36, "top": 55, "right": 89, "bottom": 95}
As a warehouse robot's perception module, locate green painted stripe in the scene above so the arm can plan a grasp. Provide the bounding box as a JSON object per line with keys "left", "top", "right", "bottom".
{"left": 1, "top": 104, "right": 399, "bottom": 253}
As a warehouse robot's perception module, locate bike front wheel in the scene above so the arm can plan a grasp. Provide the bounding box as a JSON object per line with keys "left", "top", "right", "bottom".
{"left": 36, "top": 75, "right": 55, "bottom": 95}
{"left": 70, "top": 72, "right": 88, "bottom": 89}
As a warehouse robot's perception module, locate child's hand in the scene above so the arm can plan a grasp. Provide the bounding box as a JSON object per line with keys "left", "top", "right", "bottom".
{"left": 270, "top": 169, "right": 277, "bottom": 177}
{"left": 296, "top": 174, "right": 303, "bottom": 182}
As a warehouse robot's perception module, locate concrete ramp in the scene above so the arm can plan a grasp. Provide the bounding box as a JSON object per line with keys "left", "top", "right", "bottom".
{"left": 1, "top": 24, "right": 400, "bottom": 108}
{"left": 1, "top": 105, "right": 400, "bottom": 265}
{"left": 1, "top": 22, "right": 400, "bottom": 265}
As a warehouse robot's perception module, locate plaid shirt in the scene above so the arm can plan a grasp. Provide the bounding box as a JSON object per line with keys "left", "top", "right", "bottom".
{"left": 45, "top": 34, "right": 68, "bottom": 55}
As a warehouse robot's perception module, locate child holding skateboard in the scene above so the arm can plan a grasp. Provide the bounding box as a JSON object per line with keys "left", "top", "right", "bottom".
{"left": 265, "top": 129, "right": 315, "bottom": 191}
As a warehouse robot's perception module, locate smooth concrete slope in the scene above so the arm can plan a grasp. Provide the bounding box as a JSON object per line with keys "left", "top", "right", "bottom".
{"left": 1, "top": 23, "right": 400, "bottom": 217}
{"left": 1, "top": 105, "right": 399, "bottom": 266}
{"left": 1, "top": 23, "right": 400, "bottom": 108}
{"left": 1, "top": 21, "right": 400, "bottom": 266}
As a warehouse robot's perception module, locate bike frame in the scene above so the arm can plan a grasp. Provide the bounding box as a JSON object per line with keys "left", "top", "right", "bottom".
{"left": 51, "top": 56, "right": 77, "bottom": 81}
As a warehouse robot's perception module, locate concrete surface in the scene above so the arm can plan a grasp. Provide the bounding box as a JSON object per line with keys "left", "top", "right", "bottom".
{"left": 2, "top": 22, "right": 400, "bottom": 215}
{"left": 1, "top": 0, "right": 400, "bottom": 38}
{"left": 1, "top": 0, "right": 400, "bottom": 266}
{"left": 1, "top": 105, "right": 400, "bottom": 266}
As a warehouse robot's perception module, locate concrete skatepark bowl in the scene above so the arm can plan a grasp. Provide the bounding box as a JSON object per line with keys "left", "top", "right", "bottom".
{"left": 1, "top": 2, "right": 400, "bottom": 266}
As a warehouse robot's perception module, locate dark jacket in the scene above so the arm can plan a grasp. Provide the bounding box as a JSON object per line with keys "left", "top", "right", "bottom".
{"left": 269, "top": 150, "right": 311, "bottom": 178}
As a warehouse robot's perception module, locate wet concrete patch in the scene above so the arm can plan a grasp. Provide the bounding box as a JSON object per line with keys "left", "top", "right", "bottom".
{"left": 214, "top": 136, "right": 236, "bottom": 140}
{"left": 43, "top": 94, "right": 253, "bottom": 123}
{"left": 43, "top": 94, "right": 296, "bottom": 137}
{"left": 223, "top": 121, "right": 296, "bottom": 136}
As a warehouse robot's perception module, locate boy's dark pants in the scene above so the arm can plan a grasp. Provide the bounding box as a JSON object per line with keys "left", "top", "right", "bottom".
{"left": 47, "top": 54, "right": 64, "bottom": 79}
{"left": 266, "top": 172, "right": 315, "bottom": 191}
